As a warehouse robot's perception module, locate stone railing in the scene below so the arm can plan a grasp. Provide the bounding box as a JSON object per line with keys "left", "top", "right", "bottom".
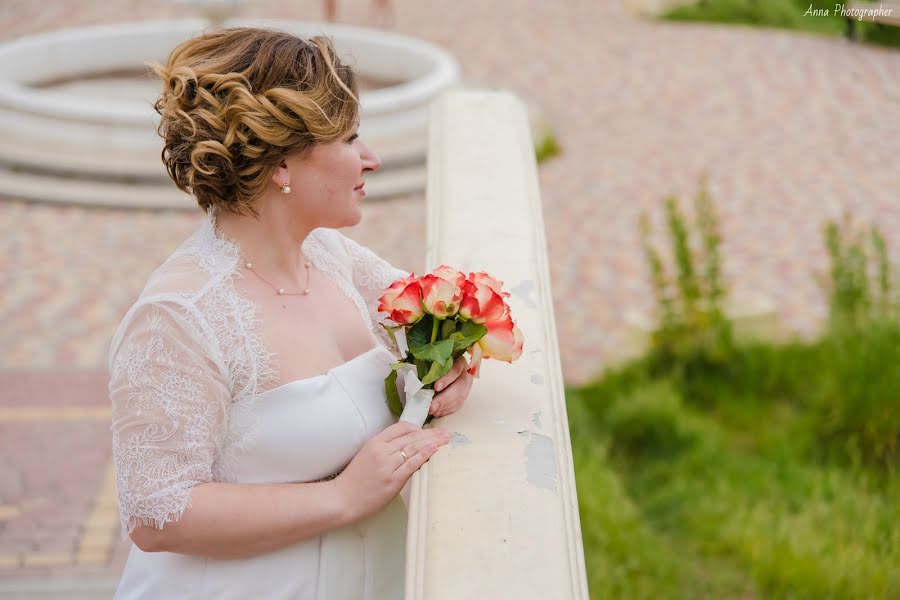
{"left": 404, "top": 90, "right": 589, "bottom": 599}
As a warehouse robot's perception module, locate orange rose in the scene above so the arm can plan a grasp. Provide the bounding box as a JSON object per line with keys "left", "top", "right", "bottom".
{"left": 377, "top": 275, "right": 424, "bottom": 325}
{"left": 420, "top": 274, "right": 463, "bottom": 319}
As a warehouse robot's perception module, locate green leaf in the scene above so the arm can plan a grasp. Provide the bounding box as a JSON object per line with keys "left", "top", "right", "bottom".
{"left": 384, "top": 369, "right": 403, "bottom": 418}
{"left": 421, "top": 354, "right": 455, "bottom": 386}
{"left": 448, "top": 320, "right": 488, "bottom": 354}
{"left": 441, "top": 318, "right": 458, "bottom": 339}
{"left": 410, "top": 338, "right": 454, "bottom": 364}
{"left": 415, "top": 358, "right": 430, "bottom": 381}
{"left": 407, "top": 314, "right": 434, "bottom": 349}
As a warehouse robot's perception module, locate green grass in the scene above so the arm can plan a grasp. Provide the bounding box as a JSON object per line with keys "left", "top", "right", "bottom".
{"left": 535, "top": 130, "right": 562, "bottom": 164}
{"left": 568, "top": 386, "right": 759, "bottom": 599}
{"left": 573, "top": 184, "right": 899, "bottom": 597}
{"left": 568, "top": 324, "right": 900, "bottom": 599}
{"left": 662, "top": 0, "right": 900, "bottom": 48}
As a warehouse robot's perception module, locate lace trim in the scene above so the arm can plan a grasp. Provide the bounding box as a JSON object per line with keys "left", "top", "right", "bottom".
{"left": 111, "top": 209, "right": 407, "bottom": 535}
{"left": 336, "top": 231, "right": 413, "bottom": 355}
{"left": 110, "top": 299, "right": 225, "bottom": 537}
{"left": 198, "top": 211, "right": 281, "bottom": 480}
{"left": 198, "top": 213, "right": 381, "bottom": 471}
{"left": 301, "top": 230, "right": 378, "bottom": 345}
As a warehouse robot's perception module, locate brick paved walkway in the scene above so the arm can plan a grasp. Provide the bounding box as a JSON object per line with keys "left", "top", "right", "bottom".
{"left": 1, "top": 0, "right": 898, "bottom": 591}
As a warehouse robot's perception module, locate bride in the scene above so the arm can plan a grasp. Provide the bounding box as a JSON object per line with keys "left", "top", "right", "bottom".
{"left": 107, "top": 27, "right": 472, "bottom": 599}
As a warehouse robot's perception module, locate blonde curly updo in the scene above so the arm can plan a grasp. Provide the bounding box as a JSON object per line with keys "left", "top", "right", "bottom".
{"left": 151, "top": 27, "right": 359, "bottom": 214}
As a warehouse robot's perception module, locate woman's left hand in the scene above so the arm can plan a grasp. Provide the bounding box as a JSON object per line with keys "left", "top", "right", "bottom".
{"left": 430, "top": 355, "right": 473, "bottom": 418}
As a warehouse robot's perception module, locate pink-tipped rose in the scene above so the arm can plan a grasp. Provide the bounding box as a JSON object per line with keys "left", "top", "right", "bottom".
{"left": 377, "top": 275, "right": 424, "bottom": 325}
{"left": 459, "top": 279, "right": 508, "bottom": 324}
{"left": 420, "top": 274, "right": 463, "bottom": 319}
{"left": 468, "top": 271, "right": 510, "bottom": 299}
{"left": 467, "top": 312, "right": 524, "bottom": 377}
{"left": 433, "top": 265, "right": 467, "bottom": 288}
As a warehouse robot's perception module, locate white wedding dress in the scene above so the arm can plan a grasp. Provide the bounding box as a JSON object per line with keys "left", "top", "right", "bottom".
{"left": 108, "top": 209, "right": 411, "bottom": 599}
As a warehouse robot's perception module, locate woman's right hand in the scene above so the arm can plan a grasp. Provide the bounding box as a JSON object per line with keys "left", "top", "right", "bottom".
{"left": 333, "top": 421, "right": 451, "bottom": 521}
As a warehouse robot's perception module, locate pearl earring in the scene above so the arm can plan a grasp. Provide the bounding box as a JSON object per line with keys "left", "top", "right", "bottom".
{"left": 281, "top": 183, "right": 291, "bottom": 194}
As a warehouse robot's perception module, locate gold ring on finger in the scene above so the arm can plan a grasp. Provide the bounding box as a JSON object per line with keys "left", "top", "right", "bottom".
{"left": 400, "top": 450, "right": 409, "bottom": 462}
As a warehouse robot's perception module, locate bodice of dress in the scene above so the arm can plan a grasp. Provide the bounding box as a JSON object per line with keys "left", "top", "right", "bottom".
{"left": 228, "top": 345, "right": 398, "bottom": 484}
{"left": 108, "top": 208, "right": 411, "bottom": 537}
{"left": 113, "top": 343, "right": 407, "bottom": 599}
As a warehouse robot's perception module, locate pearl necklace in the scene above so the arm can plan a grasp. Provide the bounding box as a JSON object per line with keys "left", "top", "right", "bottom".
{"left": 243, "top": 257, "right": 312, "bottom": 296}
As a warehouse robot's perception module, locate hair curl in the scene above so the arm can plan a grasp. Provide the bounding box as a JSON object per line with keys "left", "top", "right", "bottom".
{"left": 151, "top": 28, "right": 359, "bottom": 214}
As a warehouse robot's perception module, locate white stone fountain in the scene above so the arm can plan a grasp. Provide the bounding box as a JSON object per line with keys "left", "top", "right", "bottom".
{"left": 0, "top": 12, "right": 459, "bottom": 208}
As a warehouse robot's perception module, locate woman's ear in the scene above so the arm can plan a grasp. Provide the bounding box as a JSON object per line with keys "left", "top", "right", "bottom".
{"left": 271, "top": 160, "right": 290, "bottom": 190}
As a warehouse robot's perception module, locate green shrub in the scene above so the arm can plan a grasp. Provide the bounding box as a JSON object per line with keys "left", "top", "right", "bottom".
{"left": 666, "top": 0, "right": 810, "bottom": 29}
{"left": 862, "top": 21, "right": 900, "bottom": 48}
{"left": 820, "top": 216, "right": 899, "bottom": 328}
{"left": 568, "top": 390, "right": 761, "bottom": 599}
{"left": 815, "top": 216, "right": 900, "bottom": 467}
{"left": 634, "top": 191, "right": 900, "bottom": 469}
{"left": 639, "top": 180, "right": 734, "bottom": 365}
{"left": 570, "top": 186, "right": 900, "bottom": 598}
{"left": 605, "top": 382, "right": 708, "bottom": 461}
{"left": 572, "top": 380, "right": 900, "bottom": 599}
{"left": 816, "top": 321, "right": 900, "bottom": 467}
{"left": 662, "top": 0, "right": 900, "bottom": 47}
{"left": 534, "top": 130, "right": 562, "bottom": 164}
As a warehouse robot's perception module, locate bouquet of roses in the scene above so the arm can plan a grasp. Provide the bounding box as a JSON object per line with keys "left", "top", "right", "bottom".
{"left": 377, "top": 265, "right": 524, "bottom": 426}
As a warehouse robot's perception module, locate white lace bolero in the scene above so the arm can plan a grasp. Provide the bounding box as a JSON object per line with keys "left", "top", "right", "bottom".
{"left": 107, "top": 210, "right": 410, "bottom": 537}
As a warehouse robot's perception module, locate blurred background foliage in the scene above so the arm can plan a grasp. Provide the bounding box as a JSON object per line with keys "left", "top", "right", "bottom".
{"left": 568, "top": 182, "right": 900, "bottom": 599}
{"left": 663, "top": 0, "right": 900, "bottom": 48}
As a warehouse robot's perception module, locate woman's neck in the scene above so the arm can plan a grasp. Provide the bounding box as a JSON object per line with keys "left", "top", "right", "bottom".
{"left": 214, "top": 200, "right": 314, "bottom": 286}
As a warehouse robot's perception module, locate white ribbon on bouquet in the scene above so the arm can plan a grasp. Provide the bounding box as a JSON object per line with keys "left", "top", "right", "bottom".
{"left": 387, "top": 325, "right": 436, "bottom": 428}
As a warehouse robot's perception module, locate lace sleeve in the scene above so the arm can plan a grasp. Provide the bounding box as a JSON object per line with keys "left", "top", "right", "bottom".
{"left": 335, "top": 232, "right": 412, "bottom": 353}
{"left": 108, "top": 300, "right": 230, "bottom": 538}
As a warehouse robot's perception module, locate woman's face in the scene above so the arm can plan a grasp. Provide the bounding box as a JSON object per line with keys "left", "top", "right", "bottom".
{"left": 284, "top": 119, "right": 382, "bottom": 229}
